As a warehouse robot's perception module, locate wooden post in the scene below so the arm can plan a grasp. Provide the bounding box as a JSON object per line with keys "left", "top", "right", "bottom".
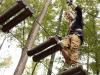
{"left": 32, "top": 43, "right": 62, "bottom": 62}
{"left": 0, "top": 0, "right": 26, "bottom": 24}
{"left": 2, "top": 7, "right": 34, "bottom": 32}
{"left": 27, "top": 36, "right": 60, "bottom": 56}
{"left": 57, "top": 65, "right": 83, "bottom": 75}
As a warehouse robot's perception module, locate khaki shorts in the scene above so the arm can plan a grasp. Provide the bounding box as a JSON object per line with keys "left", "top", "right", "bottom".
{"left": 61, "top": 34, "right": 81, "bottom": 65}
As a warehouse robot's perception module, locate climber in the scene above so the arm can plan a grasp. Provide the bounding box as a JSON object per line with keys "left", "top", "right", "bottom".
{"left": 60, "top": 0, "right": 84, "bottom": 66}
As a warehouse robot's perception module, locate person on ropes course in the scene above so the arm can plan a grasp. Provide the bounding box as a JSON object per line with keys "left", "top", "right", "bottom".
{"left": 60, "top": 0, "right": 84, "bottom": 66}
{"left": 27, "top": 0, "right": 84, "bottom": 68}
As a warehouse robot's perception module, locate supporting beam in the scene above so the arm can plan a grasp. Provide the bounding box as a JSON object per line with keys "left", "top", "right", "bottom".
{"left": 2, "top": 7, "right": 34, "bottom": 32}
{"left": 57, "top": 65, "right": 83, "bottom": 75}
{"left": 27, "top": 36, "right": 60, "bottom": 56}
{"left": 0, "top": 0, "right": 27, "bottom": 24}
{"left": 32, "top": 43, "right": 62, "bottom": 62}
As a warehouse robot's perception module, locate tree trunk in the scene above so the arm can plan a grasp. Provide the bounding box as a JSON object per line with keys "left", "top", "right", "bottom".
{"left": 47, "top": 8, "right": 63, "bottom": 75}
{"left": 13, "top": 0, "right": 51, "bottom": 75}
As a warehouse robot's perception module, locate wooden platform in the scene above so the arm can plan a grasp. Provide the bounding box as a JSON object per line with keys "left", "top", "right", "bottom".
{"left": 32, "top": 43, "right": 62, "bottom": 62}
{"left": 27, "top": 36, "right": 60, "bottom": 56}
{"left": 58, "top": 65, "right": 87, "bottom": 75}
{"left": 0, "top": 0, "right": 26, "bottom": 24}
{"left": 0, "top": 0, "right": 34, "bottom": 32}
{"left": 2, "top": 7, "right": 33, "bottom": 32}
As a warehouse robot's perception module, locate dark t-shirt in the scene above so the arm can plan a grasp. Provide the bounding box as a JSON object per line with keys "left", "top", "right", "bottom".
{"left": 70, "top": 5, "right": 84, "bottom": 44}
{"left": 71, "top": 6, "right": 83, "bottom": 32}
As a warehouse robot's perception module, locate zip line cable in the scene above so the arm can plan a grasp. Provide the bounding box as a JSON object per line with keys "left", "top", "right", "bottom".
{"left": 9, "top": 32, "right": 23, "bottom": 45}
{"left": 32, "top": 16, "right": 51, "bottom": 37}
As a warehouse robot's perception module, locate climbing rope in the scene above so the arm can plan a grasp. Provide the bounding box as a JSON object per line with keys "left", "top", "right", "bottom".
{"left": 32, "top": 16, "right": 51, "bottom": 37}
{"left": 0, "top": 35, "right": 6, "bottom": 50}
{"left": 9, "top": 32, "right": 23, "bottom": 45}
{"left": 40, "top": 61, "right": 56, "bottom": 75}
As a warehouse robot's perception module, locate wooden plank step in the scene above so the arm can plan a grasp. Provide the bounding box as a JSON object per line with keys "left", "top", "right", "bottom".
{"left": 32, "top": 43, "right": 62, "bottom": 62}
{"left": 2, "top": 7, "right": 34, "bottom": 32}
{"left": 58, "top": 65, "right": 83, "bottom": 75}
{"left": 0, "top": 0, "right": 27, "bottom": 24}
{"left": 27, "top": 36, "right": 60, "bottom": 56}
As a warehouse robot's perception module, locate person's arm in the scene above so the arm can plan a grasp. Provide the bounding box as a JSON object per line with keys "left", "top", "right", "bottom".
{"left": 67, "top": 0, "right": 82, "bottom": 19}
{"left": 70, "top": 4, "right": 77, "bottom": 11}
{"left": 71, "top": 4, "right": 82, "bottom": 23}
{"left": 70, "top": 4, "right": 82, "bottom": 16}
{"left": 75, "top": 5, "right": 83, "bottom": 27}
{"left": 64, "top": 11, "right": 74, "bottom": 34}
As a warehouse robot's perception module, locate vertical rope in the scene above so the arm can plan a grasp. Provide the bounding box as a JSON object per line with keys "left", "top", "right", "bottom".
{"left": 0, "top": 35, "right": 6, "bottom": 50}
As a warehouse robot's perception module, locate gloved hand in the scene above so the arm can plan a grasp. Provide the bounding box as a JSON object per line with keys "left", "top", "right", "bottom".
{"left": 67, "top": 0, "right": 73, "bottom": 6}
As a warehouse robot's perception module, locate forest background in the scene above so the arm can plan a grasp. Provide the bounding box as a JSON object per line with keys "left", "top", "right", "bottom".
{"left": 0, "top": 0, "right": 100, "bottom": 75}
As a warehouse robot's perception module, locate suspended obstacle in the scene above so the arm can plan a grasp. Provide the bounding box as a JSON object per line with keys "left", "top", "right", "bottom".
{"left": 32, "top": 43, "right": 62, "bottom": 62}
{"left": 0, "top": 0, "right": 34, "bottom": 32}
{"left": 27, "top": 36, "right": 62, "bottom": 62}
{"left": 27, "top": 36, "right": 87, "bottom": 75}
{"left": 2, "top": 7, "right": 33, "bottom": 32}
{"left": 0, "top": 0, "right": 26, "bottom": 24}
{"left": 27, "top": 36, "right": 61, "bottom": 56}
{"left": 58, "top": 65, "right": 87, "bottom": 75}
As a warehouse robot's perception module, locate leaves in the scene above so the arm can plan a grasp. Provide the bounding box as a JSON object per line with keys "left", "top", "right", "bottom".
{"left": 0, "top": 56, "right": 12, "bottom": 68}
{"left": 0, "top": 0, "right": 100, "bottom": 75}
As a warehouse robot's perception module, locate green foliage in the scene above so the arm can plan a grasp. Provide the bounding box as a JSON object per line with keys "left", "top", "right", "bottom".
{"left": 0, "top": 0, "right": 15, "bottom": 14}
{"left": 0, "top": 56, "right": 12, "bottom": 68}
{"left": 0, "top": 0, "right": 100, "bottom": 75}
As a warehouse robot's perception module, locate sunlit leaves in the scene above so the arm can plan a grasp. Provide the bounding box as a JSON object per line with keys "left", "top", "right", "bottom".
{"left": 0, "top": 56, "right": 12, "bottom": 68}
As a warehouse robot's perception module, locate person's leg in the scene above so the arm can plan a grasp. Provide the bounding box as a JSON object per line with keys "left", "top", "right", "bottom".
{"left": 60, "top": 36, "right": 71, "bottom": 64}
{"left": 61, "top": 36, "right": 70, "bottom": 49}
{"left": 69, "top": 34, "right": 81, "bottom": 65}
{"left": 69, "top": 50, "right": 79, "bottom": 65}
{"left": 59, "top": 34, "right": 81, "bottom": 65}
